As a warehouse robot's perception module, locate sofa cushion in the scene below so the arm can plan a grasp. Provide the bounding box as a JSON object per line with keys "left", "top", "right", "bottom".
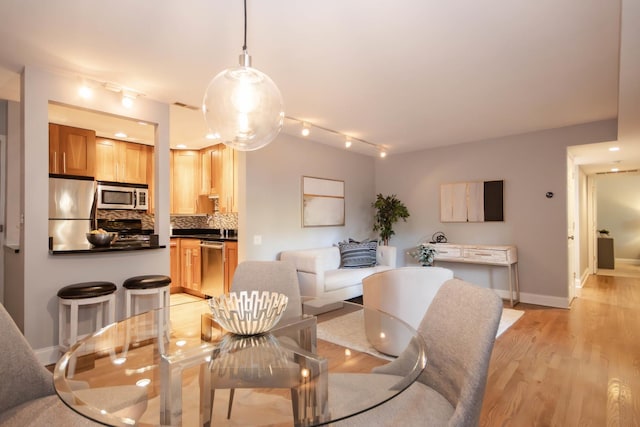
{"left": 325, "top": 265, "right": 391, "bottom": 292}
{"left": 338, "top": 240, "right": 378, "bottom": 268}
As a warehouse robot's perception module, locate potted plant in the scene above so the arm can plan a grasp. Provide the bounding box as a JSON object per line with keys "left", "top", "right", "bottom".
{"left": 372, "top": 194, "right": 410, "bottom": 245}
{"left": 410, "top": 243, "right": 438, "bottom": 266}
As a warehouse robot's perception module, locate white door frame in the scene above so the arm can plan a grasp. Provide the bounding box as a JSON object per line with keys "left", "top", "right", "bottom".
{"left": 566, "top": 154, "right": 579, "bottom": 303}
{"left": 0, "top": 134, "right": 6, "bottom": 304}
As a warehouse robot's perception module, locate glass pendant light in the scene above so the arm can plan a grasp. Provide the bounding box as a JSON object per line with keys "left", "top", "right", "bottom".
{"left": 203, "top": 0, "right": 284, "bottom": 151}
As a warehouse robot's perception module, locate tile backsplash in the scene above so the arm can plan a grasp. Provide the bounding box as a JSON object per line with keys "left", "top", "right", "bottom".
{"left": 97, "top": 209, "right": 155, "bottom": 230}
{"left": 97, "top": 210, "right": 238, "bottom": 231}
{"left": 171, "top": 212, "right": 238, "bottom": 230}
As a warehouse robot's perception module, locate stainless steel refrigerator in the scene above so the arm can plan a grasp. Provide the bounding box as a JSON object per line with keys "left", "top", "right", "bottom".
{"left": 48, "top": 175, "right": 96, "bottom": 250}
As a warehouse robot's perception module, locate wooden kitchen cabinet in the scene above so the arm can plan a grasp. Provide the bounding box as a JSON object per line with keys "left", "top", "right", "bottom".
{"left": 224, "top": 241, "right": 238, "bottom": 293}
{"left": 218, "top": 144, "right": 238, "bottom": 213}
{"left": 179, "top": 238, "right": 201, "bottom": 293}
{"left": 199, "top": 144, "right": 223, "bottom": 196}
{"left": 171, "top": 150, "right": 200, "bottom": 214}
{"left": 169, "top": 238, "right": 181, "bottom": 293}
{"left": 95, "top": 138, "right": 150, "bottom": 184}
{"left": 49, "top": 123, "right": 96, "bottom": 177}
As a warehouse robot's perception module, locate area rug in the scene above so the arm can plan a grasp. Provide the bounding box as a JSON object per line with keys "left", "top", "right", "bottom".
{"left": 317, "top": 308, "right": 524, "bottom": 361}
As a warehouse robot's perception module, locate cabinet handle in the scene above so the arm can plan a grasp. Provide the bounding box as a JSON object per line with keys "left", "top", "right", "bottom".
{"left": 62, "top": 152, "right": 67, "bottom": 173}
{"left": 53, "top": 152, "right": 58, "bottom": 173}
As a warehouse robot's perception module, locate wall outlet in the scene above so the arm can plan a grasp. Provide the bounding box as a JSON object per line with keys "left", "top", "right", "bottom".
{"left": 253, "top": 235, "right": 262, "bottom": 245}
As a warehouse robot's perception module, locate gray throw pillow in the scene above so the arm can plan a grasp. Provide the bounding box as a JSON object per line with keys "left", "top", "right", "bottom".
{"left": 339, "top": 240, "right": 378, "bottom": 268}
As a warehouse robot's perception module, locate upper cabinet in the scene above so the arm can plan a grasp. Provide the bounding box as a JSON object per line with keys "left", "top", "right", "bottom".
{"left": 199, "top": 144, "right": 237, "bottom": 213}
{"left": 96, "top": 138, "right": 151, "bottom": 184}
{"left": 170, "top": 144, "right": 237, "bottom": 215}
{"left": 171, "top": 150, "right": 200, "bottom": 214}
{"left": 220, "top": 145, "right": 238, "bottom": 213}
{"left": 49, "top": 123, "right": 96, "bottom": 177}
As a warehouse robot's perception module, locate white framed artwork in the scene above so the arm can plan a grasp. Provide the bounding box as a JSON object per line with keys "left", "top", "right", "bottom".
{"left": 302, "top": 176, "right": 345, "bottom": 227}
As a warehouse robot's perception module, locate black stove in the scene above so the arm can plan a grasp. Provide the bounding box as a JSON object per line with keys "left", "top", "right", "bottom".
{"left": 97, "top": 219, "right": 152, "bottom": 244}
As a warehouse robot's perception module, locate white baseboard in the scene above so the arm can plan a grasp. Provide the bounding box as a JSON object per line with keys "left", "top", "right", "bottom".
{"left": 35, "top": 345, "right": 61, "bottom": 366}
{"left": 519, "top": 292, "right": 569, "bottom": 309}
{"left": 492, "top": 289, "right": 568, "bottom": 309}
{"left": 578, "top": 270, "right": 590, "bottom": 288}
{"left": 617, "top": 258, "right": 640, "bottom": 266}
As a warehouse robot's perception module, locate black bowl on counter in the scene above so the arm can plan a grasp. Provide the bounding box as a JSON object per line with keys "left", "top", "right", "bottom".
{"left": 86, "top": 232, "right": 117, "bottom": 247}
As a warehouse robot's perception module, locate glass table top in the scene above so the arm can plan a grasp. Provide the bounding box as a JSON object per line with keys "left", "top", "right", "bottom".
{"left": 53, "top": 299, "right": 426, "bottom": 426}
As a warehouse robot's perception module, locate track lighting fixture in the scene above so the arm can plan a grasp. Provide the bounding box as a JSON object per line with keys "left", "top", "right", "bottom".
{"left": 121, "top": 92, "right": 135, "bottom": 109}
{"left": 285, "top": 116, "right": 388, "bottom": 158}
{"left": 301, "top": 122, "right": 311, "bottom": 137}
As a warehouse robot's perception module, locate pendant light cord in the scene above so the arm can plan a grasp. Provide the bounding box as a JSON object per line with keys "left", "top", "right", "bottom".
{"left": 242, "top": 0, "right": 247, "bottom": 51}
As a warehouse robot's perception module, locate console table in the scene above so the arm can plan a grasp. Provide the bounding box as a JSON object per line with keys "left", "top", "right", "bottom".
{"left": 433, "top": 243, "right": 519, "bottom": 306}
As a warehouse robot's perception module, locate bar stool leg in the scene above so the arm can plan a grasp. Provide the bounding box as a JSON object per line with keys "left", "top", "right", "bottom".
{"left": 58, "top": 300, "right": 65, "bottom": 353}
{"left": 126, "top": 291, "right": 133, "bottom": 318}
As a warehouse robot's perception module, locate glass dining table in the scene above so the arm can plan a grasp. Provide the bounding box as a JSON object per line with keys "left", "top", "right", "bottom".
{"left": 53, "top": 298, "right": 426, "bottom": 426}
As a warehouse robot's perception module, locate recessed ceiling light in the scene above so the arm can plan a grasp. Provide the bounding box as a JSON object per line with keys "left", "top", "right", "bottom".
{"left": 176, "top": 144, "right": 187, "bottom": 149}
{"left": 115, "top": 132, "right": 127, "bottom": 138}
{"left": 609, "top": 146, "right": 620, "bottom": 152}
{"left": 78, "top": 85, "right": 92, "bottom": 99}
{"left": 205, "top": 133, "right": 218, "bottom": 140}
{"left": 611, "top": 167, "right": 619, "bottom": 172}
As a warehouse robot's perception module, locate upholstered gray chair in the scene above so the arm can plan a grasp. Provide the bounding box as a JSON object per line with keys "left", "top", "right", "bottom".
{"left": 335, "top": 278, "right": 503, "bottom": 427}
{"left": 230, "top": 260, "right": 303, "bottom": 320}
{"left": 207, "top": 260, "right": 307, "bottom": 421}
{"left": 0, "top": 303, "right": 100, "bottom": 426}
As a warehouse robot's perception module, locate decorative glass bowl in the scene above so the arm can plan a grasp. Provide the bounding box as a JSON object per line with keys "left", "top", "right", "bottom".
{"left": 208, "top": 291, "right": 289, "bottom": 336}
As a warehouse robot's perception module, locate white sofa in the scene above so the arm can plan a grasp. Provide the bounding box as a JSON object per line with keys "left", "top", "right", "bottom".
{"left": 362, "top": 266, "right": 454, "bottom": 356}
{"left": 280, "top": 245, "right": 397, "bottom": 301}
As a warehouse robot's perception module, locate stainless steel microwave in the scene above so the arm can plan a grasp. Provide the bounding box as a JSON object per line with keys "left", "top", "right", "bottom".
{"left": 96, "top": 181, "right": 149, "bottom": 210}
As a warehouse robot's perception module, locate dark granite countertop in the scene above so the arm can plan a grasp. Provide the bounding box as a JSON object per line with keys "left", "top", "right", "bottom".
{"left": 50, "top": 243, "right": 166, "bottom": 255}
{"left": 170, "top": 228, "right": 238, "bottom": 242}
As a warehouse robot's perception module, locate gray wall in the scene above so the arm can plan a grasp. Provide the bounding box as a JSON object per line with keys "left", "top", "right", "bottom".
{"left": 374, "top": 120, "right": 617, "bottom": 307}
{"left": 596, "top": 172, "right": 640, "bottom": 260}
{"left": 241, "top": 133, "right": 376, "bottom": 261}
{"left": 13, "top": 66, "right": 171, "bottom": 362}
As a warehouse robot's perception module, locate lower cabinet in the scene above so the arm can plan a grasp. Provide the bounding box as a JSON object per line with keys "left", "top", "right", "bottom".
{"left": 169, "top": 238, "right": 238, "bottom": 296}
{"left": 180, "top": 239, "right": 202, "bottom": 294}
{"left": 224, "top": 241, "right": 238, "bottom": 293}
{"left": 169, "top": 239, "right": 181, "bottom": 293}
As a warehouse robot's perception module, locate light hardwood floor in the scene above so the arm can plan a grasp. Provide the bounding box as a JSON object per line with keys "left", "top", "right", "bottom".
{"left": 481, "top": 272, "right": 640, "bottom": 426}
{"left": 159, "top": 275, "right": 640, "bottom": 426}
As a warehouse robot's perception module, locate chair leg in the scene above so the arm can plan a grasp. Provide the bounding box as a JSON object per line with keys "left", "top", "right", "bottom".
{"left": 227, "top": 388, "right": 235, "bottom": 419}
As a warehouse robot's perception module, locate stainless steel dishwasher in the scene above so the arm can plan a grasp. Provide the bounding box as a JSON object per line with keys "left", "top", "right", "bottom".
{"left": 200, "top": 241, "right": 225, "bottom": 297}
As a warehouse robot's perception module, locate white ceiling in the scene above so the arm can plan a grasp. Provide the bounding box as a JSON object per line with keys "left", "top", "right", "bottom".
{"left": 1, "top": 0, "right": 638, "bottom": 172}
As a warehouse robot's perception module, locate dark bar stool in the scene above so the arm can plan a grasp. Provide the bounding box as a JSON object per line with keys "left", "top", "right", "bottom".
{"left": 123, "top": 275, "right": 172, "bottom": 317}
{"left": 57, "top": 281, "right": 117, "bottom": 353}
{"left": 123, "top": 275, "right": 172, "bottom": 353}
